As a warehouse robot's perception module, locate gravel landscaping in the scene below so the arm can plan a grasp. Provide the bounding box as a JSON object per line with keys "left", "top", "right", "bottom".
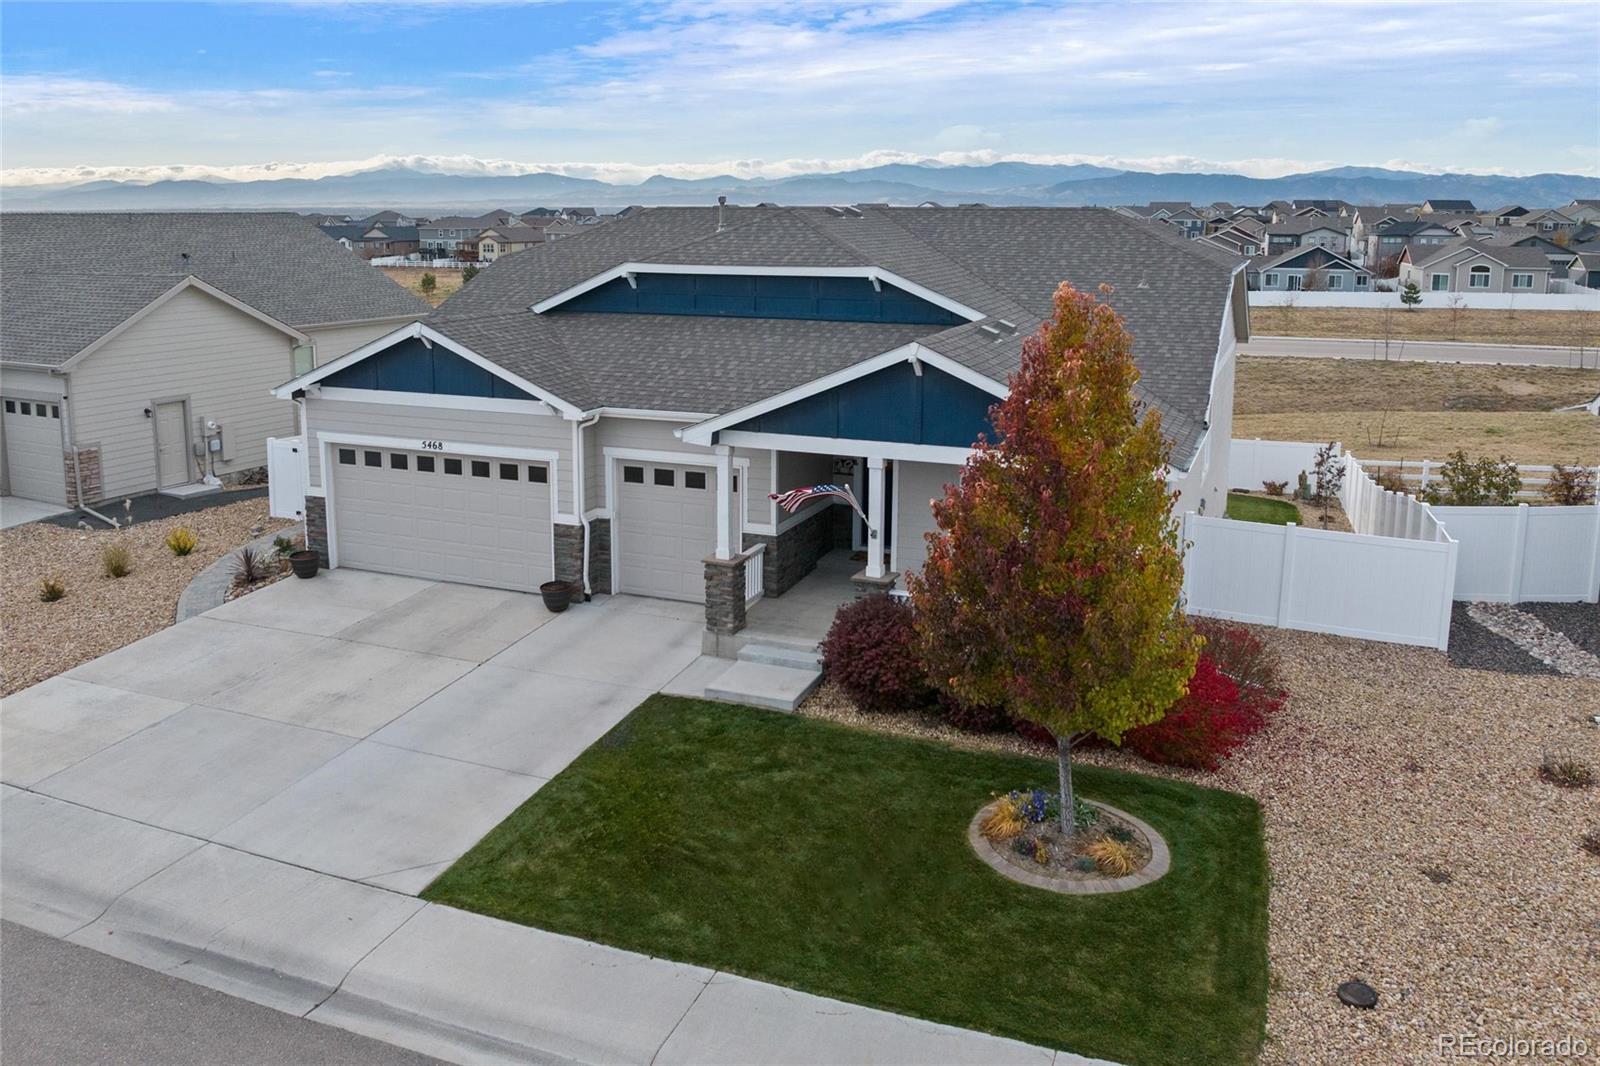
{"left": 799, "top": 625, "right": 1600, "bottom": 1064}
{"left": 1, "top": 495, "right": 292, "bottom": 696}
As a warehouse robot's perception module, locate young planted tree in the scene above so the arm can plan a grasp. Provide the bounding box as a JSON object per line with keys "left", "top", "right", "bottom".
{"left": 1400, "top": 280, "right": 1422, "bottom": 309}
{"left": 419, "top": 272, "right": 438, "bottom": 296}
{"left": 909, "top": 283, "right": 1200, "bottom": 836}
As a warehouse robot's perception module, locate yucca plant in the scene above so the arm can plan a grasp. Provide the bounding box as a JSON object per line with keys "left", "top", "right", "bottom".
{"left": 165, "top": 527, "right": 198, "bottom": 556}
{"left": 232, "top": 546, "right": 266, "bottom": 589}
{"left": 102, "top": 543, "right": 132, "bottom": 579}
{"left": 38, "top": 577, "right": 66, "bottom": 603}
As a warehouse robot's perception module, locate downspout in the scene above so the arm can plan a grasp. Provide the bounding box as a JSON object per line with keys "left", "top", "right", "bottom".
{"left": 57, "top": 370, "right": 120, "bottom": 528}
{"left": 573, "top": 412, "right": 601, "bottom": 597}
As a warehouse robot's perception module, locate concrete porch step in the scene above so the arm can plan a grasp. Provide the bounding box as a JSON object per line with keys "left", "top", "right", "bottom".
{"left": 736, "top": 642, "right": 822, "bottom": 670}
{"left": 703, "top": 660, "right": 823, "bottom": 713}
{"left": 158, "top": 482, "right": 222, "bottom": 500}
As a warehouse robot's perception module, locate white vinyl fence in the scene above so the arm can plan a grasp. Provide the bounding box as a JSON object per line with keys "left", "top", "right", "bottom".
{"left": 1182, "top": 513, "right": 1458, "bottom": 649}
{"left": 1355, "top": 457, "right": 1600, "bottom": 502}
{"left": 1339, "top": 455, "right": 1451, "bottom": 541}
{"left": 1229, "top": 438, "right": 1337, "bottom": 493}
{"left": 1248, "top": 290, "right": 1600, "bottom": 310}
{"left": 266, "top": 436, "right": 307, "bottom": 520}
{"left": 1432, "top": 503, "right": 1600, "bottom": 603}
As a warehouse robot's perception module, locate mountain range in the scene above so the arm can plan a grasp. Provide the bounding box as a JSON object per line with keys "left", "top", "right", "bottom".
{"left": 3, "top": 159, "right": 1595, "bottom": 214}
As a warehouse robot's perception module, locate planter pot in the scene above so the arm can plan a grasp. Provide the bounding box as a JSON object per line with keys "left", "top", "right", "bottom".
{"left": 289, "top": 550, "right": 319, "bottom": 579}
{"left": 540, "top": 580, "right": 573, "bottom": 613}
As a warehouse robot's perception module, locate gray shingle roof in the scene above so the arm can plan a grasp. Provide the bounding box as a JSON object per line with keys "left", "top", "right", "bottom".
{"left": 2, "top": 273, "right": 186, "bottom": 367}
{"left": 426, "top": 205, "right": 1240, "bottom": 466}
{"left": 1413, "top": 238, "right": 1553, "bottom": 270}
{"left": 0, "top": 212, "right": 428, "bottom": 327}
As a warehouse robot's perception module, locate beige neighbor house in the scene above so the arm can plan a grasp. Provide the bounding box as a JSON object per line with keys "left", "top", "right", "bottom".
{"left": 0, "top": 212, "right": 428, "bottom": 508}
{"left": 1398, "top": 238, "right": 1554, "bottom": 294}
{"left": 475, "top": 225, "right": 549, "bottom": 263}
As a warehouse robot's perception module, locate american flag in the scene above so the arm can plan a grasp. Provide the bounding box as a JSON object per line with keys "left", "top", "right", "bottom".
{"left": 770, "top": 483, "right": 867, "bottom": 521}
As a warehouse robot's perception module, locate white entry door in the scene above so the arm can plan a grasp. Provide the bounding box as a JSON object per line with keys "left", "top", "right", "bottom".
{"left": 330, "top": 445, "right": 553, "bottom": 591}
{"left": 614, "top": 460, "right": 731, "bottom": 602}
{"left": 154, "top": 400, "right": 192, "bottom": 487}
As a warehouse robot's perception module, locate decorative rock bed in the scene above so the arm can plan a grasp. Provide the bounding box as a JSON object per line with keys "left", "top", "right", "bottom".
{"left": 968, "top": 798, "right": 1171, "bottom": 894}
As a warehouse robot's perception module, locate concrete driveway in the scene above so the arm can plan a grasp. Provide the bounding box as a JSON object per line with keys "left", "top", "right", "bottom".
{"left": 3, "top": 571, "right": 705, "bottom": 895}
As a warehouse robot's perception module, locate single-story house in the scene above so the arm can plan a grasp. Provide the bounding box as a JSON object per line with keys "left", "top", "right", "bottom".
{"left": 1249, "top": 247, "right": 1370, "bottom": 291}
{"left": 1567, "top": 251, "right": 1600, "bottom": 289}
{"left": 1566, "top": 199, "right": 1600, "bottom": 225}
{"left": 1398, "top": 239, "right": 1554, "bottom": 293}
{"left": 271, "top": 205, "right": 1247, "bottom": 651}
{"left": 320, "top": 223, "right": 421, "bottom": 259}
{"left": 0, "top": 212, "right": 428, "bottom": 507}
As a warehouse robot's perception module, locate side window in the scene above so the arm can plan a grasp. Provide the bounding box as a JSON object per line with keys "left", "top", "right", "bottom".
{"left": 653, "top": 468, "right": 675, "bottom": 487}
{"left": 338, "top": 448, "right": 356, "bottom": 465}
{"left": 623, "top": 465, "right": 644, "bottom": 484}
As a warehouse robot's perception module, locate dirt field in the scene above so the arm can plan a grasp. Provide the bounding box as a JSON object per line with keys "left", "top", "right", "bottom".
{"left": 378, "top": 266, "right": 465, "bottom": 306}
{"left": 1250, "top": 305, "right": 1600, "bottom": 347}
{"left": 1234, "top": 357, "right": 1600, "bottom": 465}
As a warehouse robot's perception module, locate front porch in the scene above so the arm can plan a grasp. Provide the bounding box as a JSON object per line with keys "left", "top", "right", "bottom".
{"left": 738, "top": 548, "right": 862, "bottom": 651}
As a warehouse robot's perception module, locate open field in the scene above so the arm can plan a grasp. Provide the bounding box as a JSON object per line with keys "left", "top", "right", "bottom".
{"left": 1234, "top": 356, "right": 1600, "bottom": 465}
{"left": 1249, "top": 305, "right": 1600, "bottom": 347}
{"left": 377, "top": 266, "right": 464, "bottom": 306}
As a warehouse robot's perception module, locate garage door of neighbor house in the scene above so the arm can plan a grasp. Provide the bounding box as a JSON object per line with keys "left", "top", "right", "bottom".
{"left": 615, "top": 460, "right": 733, "bottom": 602}
{"left": 331, "top": 445, "right": 553, "bottom": 592}
{"left": 2, "top": 397, "right": 66, "bottom": 504}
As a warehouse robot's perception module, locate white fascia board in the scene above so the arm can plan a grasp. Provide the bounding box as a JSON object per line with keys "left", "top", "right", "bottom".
{"left": 591, "top": 407, "right": 713, "bottom": 422}
{"left": 271, "top": 321, "right": 582, "bottom": 417}
{"left": 717, "top": 430, "right": 974, "bottom": 466}
{"left": 314, "top": 386, "right": 558, "bottom": 417}
{"left": 61, "top": 276, "right": 309, "bottom": 371}
{"left": 680, "top": 342, "right": 1005, "bottom": 447}
{"left": 529, "top": 262, "right": 986, "bottom": 322}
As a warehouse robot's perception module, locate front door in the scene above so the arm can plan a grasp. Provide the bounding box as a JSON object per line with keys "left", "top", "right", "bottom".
{"left": 154, "top": 401, "right": 192, "bottom": 487}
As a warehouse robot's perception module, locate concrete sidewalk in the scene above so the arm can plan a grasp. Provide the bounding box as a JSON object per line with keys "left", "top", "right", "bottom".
{"left": 2, "top": 570, "right": 1109, "bottom": 1065}
{"left": 1240, "top": 334, "right": 1598, "bottom": 368}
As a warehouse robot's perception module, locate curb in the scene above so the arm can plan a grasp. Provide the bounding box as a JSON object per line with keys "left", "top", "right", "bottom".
{"left": 175, "top": 523, "right": 303, "bottom": 623}
{"left": 968, "top": 799, "right": 1171, "bottom": 894}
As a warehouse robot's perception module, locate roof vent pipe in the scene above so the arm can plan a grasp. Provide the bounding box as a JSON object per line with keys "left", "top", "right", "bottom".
{"left": 716, "top": 196, "right": 727, "bottom": 233}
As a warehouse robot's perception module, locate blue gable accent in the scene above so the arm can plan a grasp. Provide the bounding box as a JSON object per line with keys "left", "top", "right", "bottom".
{"left": 726, "top": 362, "right": 996, "bottom": 448}
{"left": 320, "top": 337, "right": 538, "bottom": 401}
{"left": 554, "top": 273, "right": 965, "bottom": 326}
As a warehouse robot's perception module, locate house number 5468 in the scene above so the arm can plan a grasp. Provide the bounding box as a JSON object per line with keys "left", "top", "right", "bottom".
{"left": 419, "top": 440, "right": 445, "bottom": 451}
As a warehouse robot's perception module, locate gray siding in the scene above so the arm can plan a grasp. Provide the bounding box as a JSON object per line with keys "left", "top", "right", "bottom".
{"left": 588, "top": 416, "right": 767, "bottom": 526}
{"left": 893, "top": 460, "right": 961, "bottom": 575}
{"left": 304, "top": 396, "right": 576, "bottom": 514}
{"left": 304, "top": 318, "right": 418, "bottom": 364}
{"left": 1, "top": 368, "right": 67, "bottom": 399}
{"left": 66, "top": 286, "right": 300, "bottom": 499}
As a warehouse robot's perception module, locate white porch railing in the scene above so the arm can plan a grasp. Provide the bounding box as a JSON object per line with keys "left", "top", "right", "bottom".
{"left": 742, "top": 542, "right": 766, "bottom": 605}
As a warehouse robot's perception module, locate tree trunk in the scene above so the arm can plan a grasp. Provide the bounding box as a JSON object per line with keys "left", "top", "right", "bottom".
{"left": 1056, "top": 735, "right": 1076, "bottom": 836}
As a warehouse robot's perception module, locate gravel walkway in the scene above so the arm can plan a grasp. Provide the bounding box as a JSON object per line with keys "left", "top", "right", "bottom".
{"left": 174, "top": 523, "right": 303, "bottom": 622}
{"left": 1520, "top": 602, "right": 1600, "bottom": 659}
{"left": 799, "top": 627, "right": 1600, "bottom": 1063}
{"left": 0, "top": 498, "right": 293, "bottom": 695}
{"left": 1447, "top": 603, "right": 1559, "bottom": 676}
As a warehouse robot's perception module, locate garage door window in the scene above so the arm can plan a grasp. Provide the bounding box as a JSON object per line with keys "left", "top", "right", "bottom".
{"left": 528, "top": 465, "right": 547, "bottom": 483}
{"left": 685, "top": 471, "right": 707, "bottom": 489}
{"left": 390, "top": 453, "right": 408, "bottom": 470}
{"left": 653, "top": 468, "right": 675, "bottom": 487}
{"left": 364, "top": 450, "right": 381, "bottom": 467}
{"left": 339, "top": 448, "right": 356, "bottom": 465}
{"left": 499, "top": 463, "right": 518, "bottom": 481}
{"left": 444, "top": 458, "right": 463, "bottom": 475}
{"left": 2, "top": 401, "right": 12, "bottom": 413}
{"left": 417, "top": 455, "right": 435, "bottom": 472}
{"left": 471, "top": 460, "right": 490, "bottom": 478}
{"left": 19, "top": 402, "right": 30, "bottom": 415}
{"left": 623, "top": 465, "right": 644, "bottom": 484}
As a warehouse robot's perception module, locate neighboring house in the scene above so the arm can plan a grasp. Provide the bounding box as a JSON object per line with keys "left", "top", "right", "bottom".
{"left": 271, "top": 206, "right": 1247, "bottom": 651}
{"left": 476, "top": 225, "right": 548, "bottom": 262}
{"left": 1421, "top": 198, "right": 1476, "bottom": 214}
{"left": 1567, "top": 250, "right": 1600, "bottom": 289}
{"left": 1116, "top": 202, "right": 1193, "bottom": 222}
{"left": 1516, "top": 209, "right": 1577, "bottom": 234}
{"left": 1164, "top": 208, "right": 1205, "bottom": 239}
{"left": 1565, "top": 199, "right": 1600, "bottom": 225}
{"left": 357, "top": 210, "right": 420, "bottom": 227}
{"left": 1398, "top": 239, "right": 1554, "bottom": 293}
{"left": 1486, "top": 205, "right": 1528, "bottom": 226}
{"left": 1250, "top": 247, "right": 1370, "bottom": 291}
{"left": 1263, "top": 216, "right": 1351, "bottom": 256}
{"left": 1200, "top": 227, "right": 1262, "bottom": 257}
{"left": 0, "top": 212, "right": 429, "bottom": 507}
{"left": 320, "top": 223, "right": 420, "bottom": 259}
{"left": 419, "top": 210, "right": 523, "bottom": 255}
{"left": 1487, "top": 229, "right": 1579, "bottom": 271}
{"left": 1362, "top": 218, "right": 1457, "bottom": 267}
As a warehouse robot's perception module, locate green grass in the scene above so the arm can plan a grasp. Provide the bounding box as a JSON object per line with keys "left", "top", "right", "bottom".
{"left": 423, "top": 697, "right": 1268, "bottom": 1065}
{"left": 1225, "top": 492, "right": 1300, "bottom": 525}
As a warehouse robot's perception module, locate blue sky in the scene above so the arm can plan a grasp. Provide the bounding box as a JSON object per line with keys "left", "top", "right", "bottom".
{"left": 2, "top": 0, "right": 1597, "bottom": 186}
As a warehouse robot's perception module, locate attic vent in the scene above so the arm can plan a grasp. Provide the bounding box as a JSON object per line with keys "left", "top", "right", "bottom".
{"left": 978, "top": 324, "right": 1002, "bottom": 340}
{"left": 994, "top": 319, "right": 1017, "bottom": 334}
{"left": 826, "top": 207, "right": 845, "bottom": 217}
{"left": 842, "top": 206, "right": 864, "bottom": 218}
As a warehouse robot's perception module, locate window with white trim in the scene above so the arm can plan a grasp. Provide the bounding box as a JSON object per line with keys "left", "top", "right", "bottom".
{"left": 1511, "top": 272, "right": 1534, "bottom": 289}
{"left": 1468, "top": 265, "right": 1491, "bottom": 288}
{"left": 1430, "top": 273, "right": 1449, "bottom": 291}
{"left": 1327, "top": 274, "right": 1344, "bottom": 290}
{"left": 1264, "top": 272, "right": 1279, "bottom": 287}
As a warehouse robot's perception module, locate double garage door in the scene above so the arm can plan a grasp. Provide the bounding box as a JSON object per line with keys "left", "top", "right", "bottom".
{"left": 614, "top": 460, "right": 732, "bottom": 603}
{"left": 331, "top": 445, "right": 552, "bottom": 592}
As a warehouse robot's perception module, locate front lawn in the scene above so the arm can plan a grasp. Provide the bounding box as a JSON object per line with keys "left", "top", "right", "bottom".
{"left": 423, "top": 696, "right": 1268, "bottom": 1065}
{"left": 1225, "top": 492, "right": 1300, "bottom": 525}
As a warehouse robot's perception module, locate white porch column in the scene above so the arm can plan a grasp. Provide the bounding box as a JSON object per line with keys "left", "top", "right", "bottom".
{"left": 714, "top": 444, "right": 734, "bottom": 560}
{"left": 866, "top": 455, "right": 886, "bottom": 578}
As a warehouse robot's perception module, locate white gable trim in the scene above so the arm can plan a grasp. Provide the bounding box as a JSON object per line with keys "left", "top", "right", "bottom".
{"left": 529, "top": 262, "right": 987, "bottom": 322}
{"left": 270, "top": 320, "right": 583, "bottom": 417}
{"left": 678, "top": 342, "right": 1006, "bottom": 447}
{"left": 60, "top": 275, "right": 309, "bottom": 371}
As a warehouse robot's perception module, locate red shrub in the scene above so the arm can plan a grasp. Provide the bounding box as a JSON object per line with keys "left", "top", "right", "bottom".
{"left": 936, "top": 692, "right": 1012, "bottom": 733}
{"left": 1123, "top": 632, "right": 1284, "bottom": 771}
{"left": 820, "top": 596, "right": 932, "bottom": 713}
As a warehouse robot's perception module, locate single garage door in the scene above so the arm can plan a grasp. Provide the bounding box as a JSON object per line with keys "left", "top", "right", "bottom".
{"left": 2, "top": 398, "right": 66, "bottom": 504}
{"left": 331, "top": 445, "right": 553, "bottom": 592}
{"left": 615, "top": 460, "right": 733, "bottom": 602}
